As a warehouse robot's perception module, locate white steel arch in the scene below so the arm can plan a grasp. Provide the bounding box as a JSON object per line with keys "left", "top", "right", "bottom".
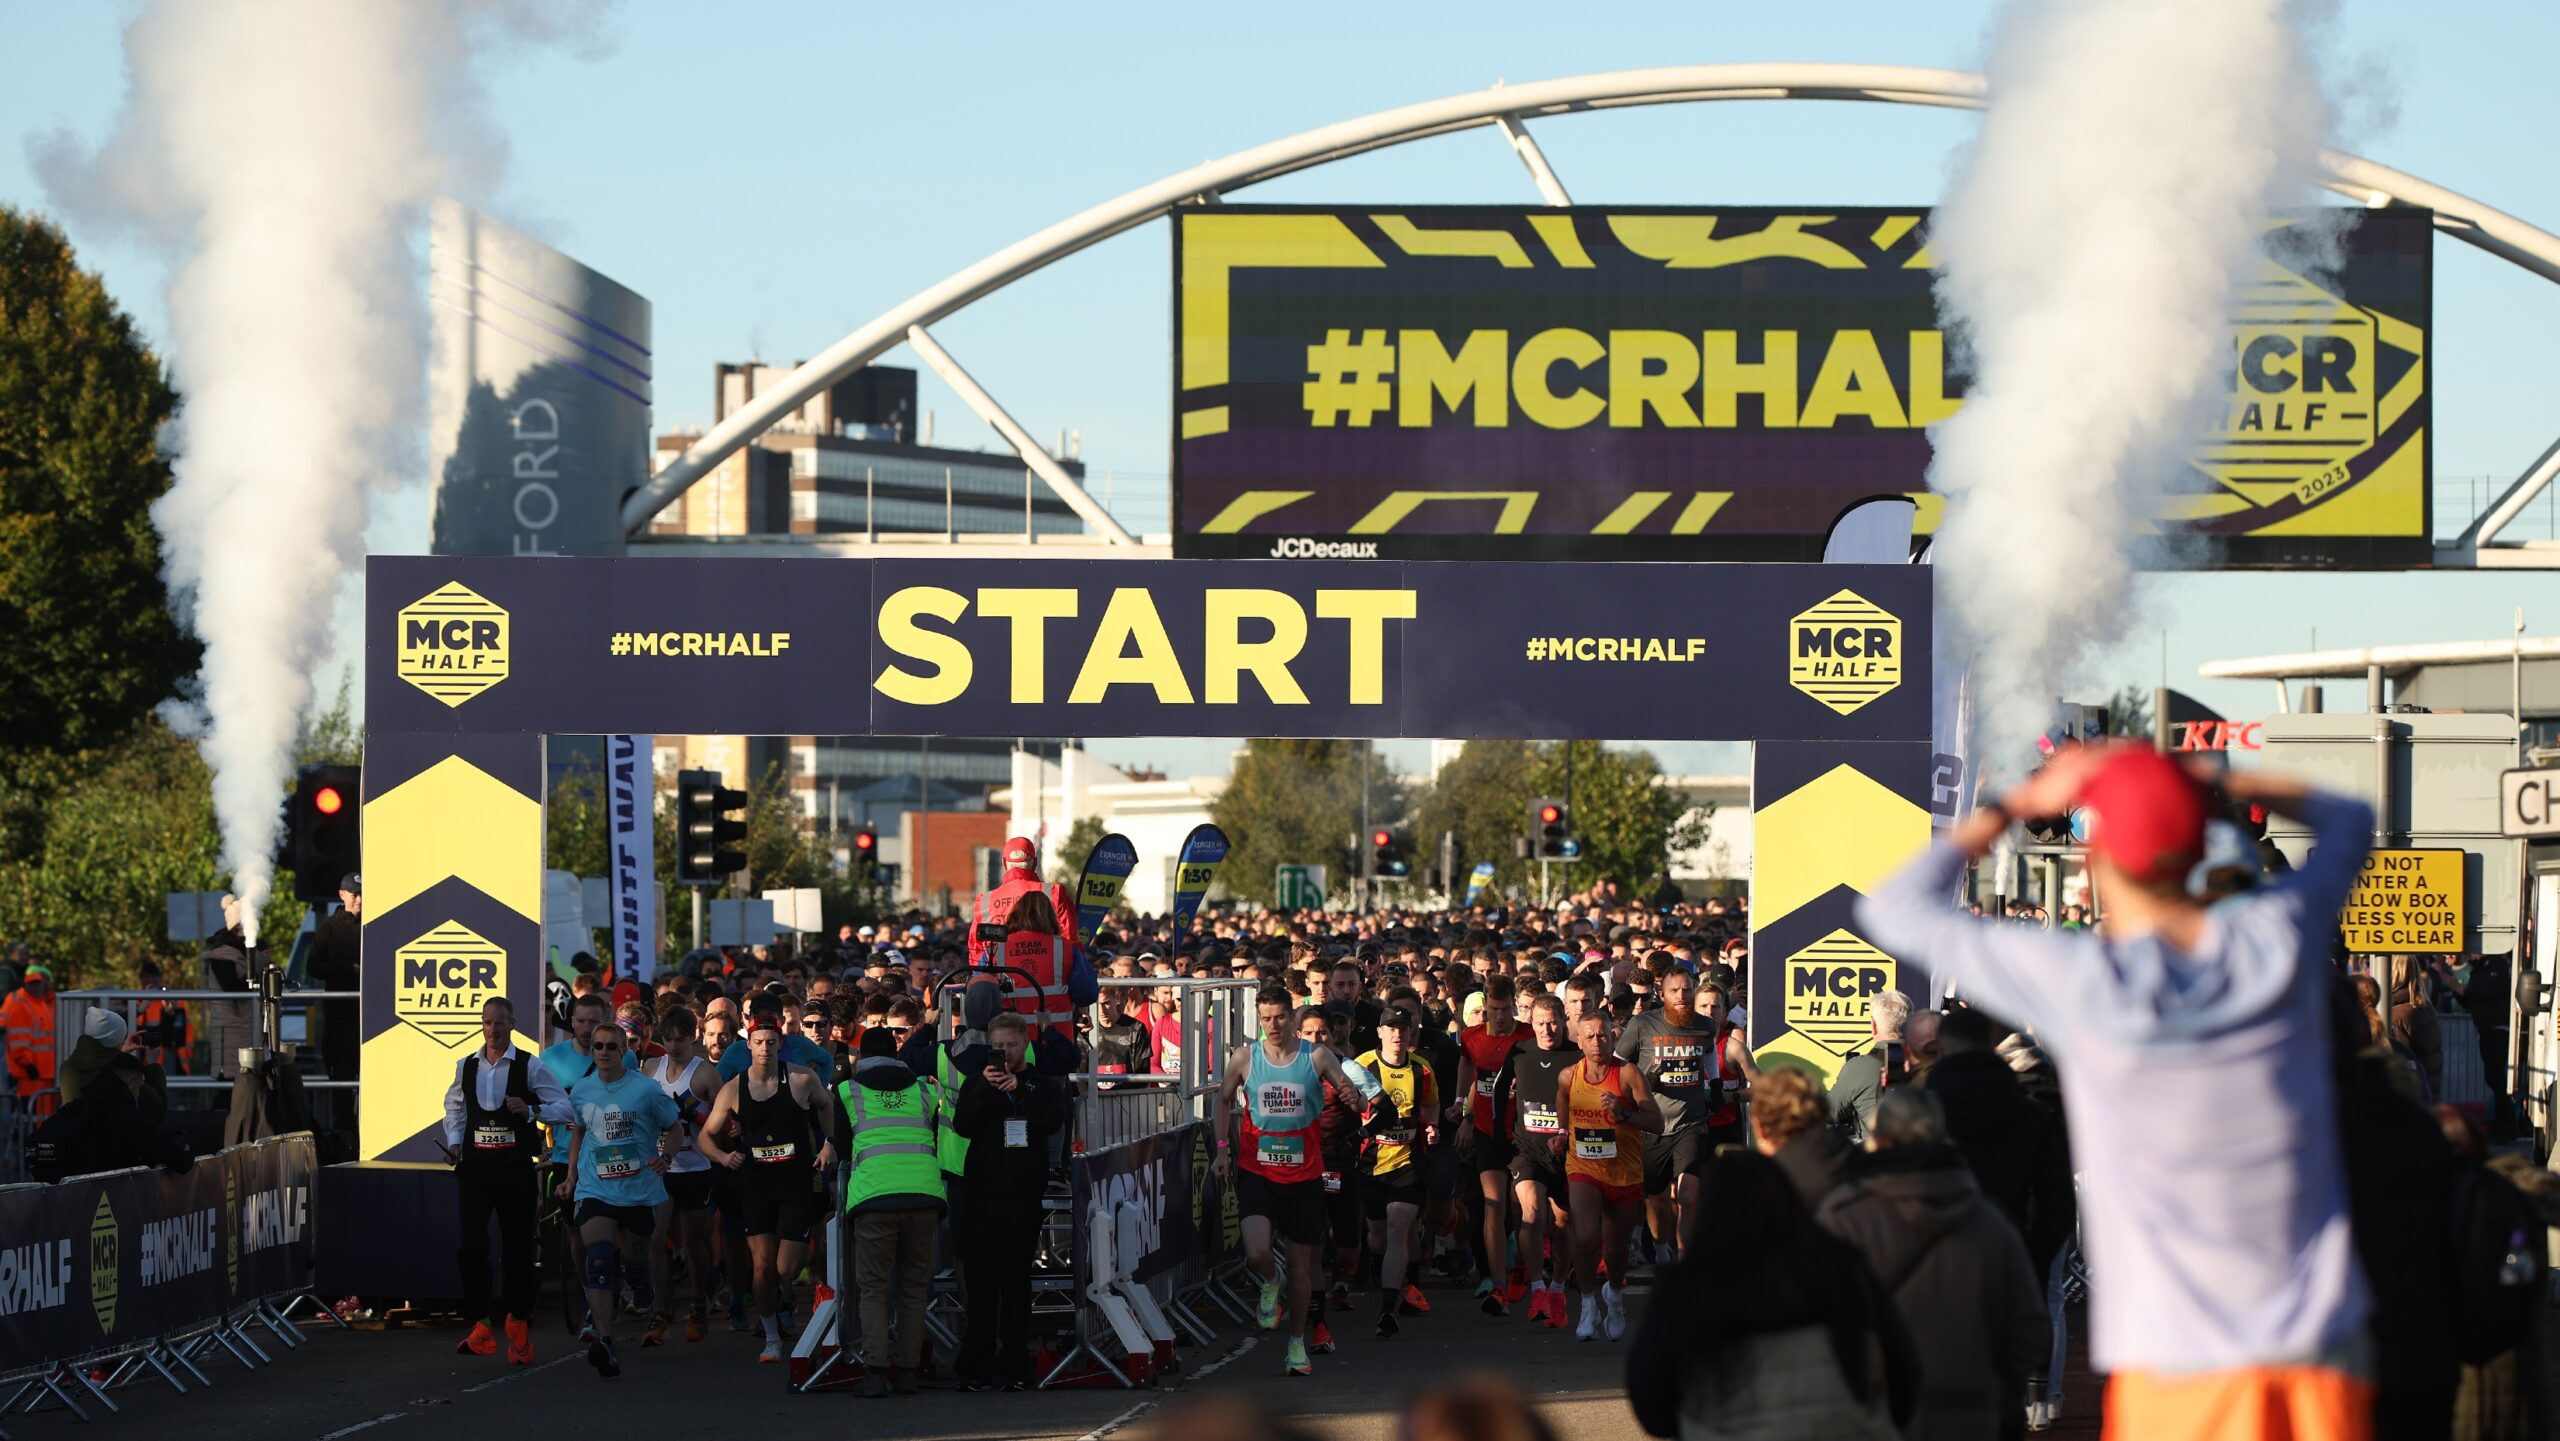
{"left": 625, "top": 62, "right": 2560, "bottom": 561}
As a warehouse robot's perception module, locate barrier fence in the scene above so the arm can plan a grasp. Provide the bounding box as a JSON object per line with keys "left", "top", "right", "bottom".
{"left": 0, "top": 1134, "right": 334, "bottom": 1425}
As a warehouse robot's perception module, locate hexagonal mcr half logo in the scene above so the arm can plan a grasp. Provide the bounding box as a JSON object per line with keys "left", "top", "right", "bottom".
{"left": 397, "top": 582, "right": 510, "bottom": 707}
{"left": 1788, "top": 590, "right": 1902, "bottom": 717}
{"left": 1782, "top": 930, "right": 1896, "bottom": 1060}
{"left": 396, "top": 921, "right": 507, "bottom": 1046}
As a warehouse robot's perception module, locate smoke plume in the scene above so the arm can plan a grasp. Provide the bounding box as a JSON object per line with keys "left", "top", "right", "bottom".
{"left": 36, "top": 2, "right": 593, "bottom": 941}
{"left": 1927, "top": 0, "right": 2338, "bottom": 757}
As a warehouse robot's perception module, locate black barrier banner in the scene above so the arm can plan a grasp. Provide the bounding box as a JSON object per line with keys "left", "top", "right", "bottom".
{"left": 1070, "top": 1120, "right": 1204, "bottom": 1291}
{"left": 364, "top": 555, "right": 1932, "bottom": 742}
{"left": 1173, "top": 205, "right": 2431, "bottom": 568}
{"left": 0, "top": 1135, "right": 316, "bottom": 1369}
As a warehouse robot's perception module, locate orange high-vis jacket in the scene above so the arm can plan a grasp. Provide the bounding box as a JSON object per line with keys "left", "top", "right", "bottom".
{"left": 2, "top": 987, "right": 57, "bottom": 1100}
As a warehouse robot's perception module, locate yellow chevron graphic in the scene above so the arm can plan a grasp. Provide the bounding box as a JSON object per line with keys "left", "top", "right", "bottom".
{"left": 359, "top": 755, "right": 543, "bottom": 924}
{"left": 1751, "top": 763, "right": 1931, "bottom": 927}
{"left": 362, "top": 1023, "right": 541, "bottom": 1160}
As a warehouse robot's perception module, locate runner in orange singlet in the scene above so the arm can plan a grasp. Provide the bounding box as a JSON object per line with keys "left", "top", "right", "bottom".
{"left": 1554, "top": 1010, "right": 1659, "bottom": 1344}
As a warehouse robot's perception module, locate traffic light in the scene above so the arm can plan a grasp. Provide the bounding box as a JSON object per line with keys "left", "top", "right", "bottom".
{"left": 852, "top": 823, "right": 879, "bottom": 860}
{"left": 675, "top": 769, "right": 748, "bottom": 885}
{"left": 289, "top": 764, "right": 363, "bottom": 904}
{"left": 1371, "top": 829, "right": 1409, "bottom": 879}
{"left": 1530, "top": 797, "right": 1573, "bottom": 860}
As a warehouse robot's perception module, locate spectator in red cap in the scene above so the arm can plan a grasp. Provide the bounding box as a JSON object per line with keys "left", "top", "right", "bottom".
{"left": 967, "top": 836, "right": 1079, "bottom": 966}
{"left": 1859, "top": 742, "right": 2379, "bottom": 1441}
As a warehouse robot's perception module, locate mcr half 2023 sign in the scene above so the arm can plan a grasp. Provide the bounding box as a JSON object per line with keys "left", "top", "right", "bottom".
{"left": 1174, "top": 206, "right": 2431, "bottom": 568}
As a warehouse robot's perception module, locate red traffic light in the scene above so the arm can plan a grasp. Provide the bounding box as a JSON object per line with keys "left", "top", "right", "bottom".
{"left": 313, "top": 786, "right": 346, "bottom": 816}
{"left": 854, "top": 830, "right": 878, "bottom": 852}
{"left": 1372, "top": 830, "right": 1392, "bottom": 848}
{"left": 1538, "top": 805, "right": 1561, "bottom": 825}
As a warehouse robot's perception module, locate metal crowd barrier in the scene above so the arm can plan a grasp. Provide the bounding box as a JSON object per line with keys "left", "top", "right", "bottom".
{"left": 46, "top": 990, "right": 361, "bottom": 1093}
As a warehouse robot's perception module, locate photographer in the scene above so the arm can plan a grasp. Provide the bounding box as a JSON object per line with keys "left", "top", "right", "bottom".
{"left": 950, "top": 1012, "right": 1067, "bottom": 1390}
{"left": 33, "top": 1050, "right": 191, "bottom": 1179}
{"left": 59, "top": 1008, "right": 168, "bottom": 1122}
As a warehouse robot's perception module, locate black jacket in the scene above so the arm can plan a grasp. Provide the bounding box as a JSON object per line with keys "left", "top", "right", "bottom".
{"left": 308, "top": 909, "right": 361, "bottom": 990}
{"left": 33, "top": 1073, "right": 192, "bottom": 1180}
{"left": 1771, "top": 1124, "right": 1861, "bottom": 1210}
{"left": 2338, "top": 1047, "right": 2460, "bottom": 1425}
{"left": 1817, "top": 1143, "right": 2049, "bottom": 1441}
{"left": 1627, "top": 1237, "right": 1918, "bottom": 1437}
{"left": 1915, "top": 1049, "right": 2077, "bottom": 1275}
{"left": 951, "top": 1064, "right": 1068, "bottom": 1190}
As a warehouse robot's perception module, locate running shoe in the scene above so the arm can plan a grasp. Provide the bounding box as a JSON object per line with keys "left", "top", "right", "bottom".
{"left": 1479, "top": 1286, "right": 1507, "bottom": 1317}
{"left": 640, "top": 1312, "right": 669, "bottom": 1347}
{"left": 455, "top": 1321, "right": 497, "bottom": 1356}
{"left": 1504, "top": 1264, "right": 1528, "bottom": 1304}
{"left": 1603, "top": 1285, "right": 1627, "bottom": 1342}
{"left": 1400, "top": 1284, "right": 1432, "bottom": 1315}
{"left": 1284, "top": 1337, "right": 1312, "bottom": 1377}
{"left": 1330, "top": 1281, "right": 1351, "bottom": 1310}
{"left": 757, "top": 1339, "right": 784, "bottom": 1364}
{"left": 1256, "top": 1279, "right": 1281, "bottom": 1331}
{"left": 1543, "top": 1291, "right": 1569, "bottom": 1330}
{"left": 1473, "top": 1276, "right": 1498, "bottom": 1301}
{"left": 1309, "top": 1320, "right": 1335, "bottom": 1354}
{"left": 588, "top": 1333, "right": 620, "bottom": 1378}
{"left": 504, "top": 1316, "right": 534, "bottom": 1366}
{"left": 683, "top": 1301, "right": 707, "bottom": 1344}
{"left": 1375, "top": 1310, "right": 1400, "bottom": 1340}
{"left": 1575, "top": 1295, "right": 1598, "bottom": 1343}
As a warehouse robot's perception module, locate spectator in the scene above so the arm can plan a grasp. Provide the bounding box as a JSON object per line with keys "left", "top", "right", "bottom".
{"left": 2438, "top": 1106, "right": 2560, "bottom": 1441}
{"left": 1627, "top": 1149, "right": 1916, "bottom": 1439}
{"left": 1817, "top": 1089, "right": 2049, "bottom": 1441}
{"left": 950, "top": 1012, "right": 1068, "bottom": 1390}
{"left": 2331, "top": 977, "right": 2459, "bottom": 1440}
{"left": 1752, "top": 1064, "right": 1859, "bottom": 1209}
{"left": 3, "top": 961, "right": 59, "bottom": 1116}
{"left": 31, "top": 1050, "right": 191, "bottom": 1178}
{"left": 1828, "top": 990, "right": 1911, "bottom": 1143}
{"left": 1901, "top": 1009, "right": 1942, "bottom": 1082}
{"left": 837, "top": 1025, "right": 946, "bottom": 1397}
{"left": 1913, "top": 1007, "right": 2075, "bottom": 1277}
{"left": 2386, "top": 956, "right": 2444, "bottom": 1101}
{"left": 58, "top": 1007, "right": 168, "bottom": 1122}
{"left": 307, "top": 873, "right": 363, "bottom": 1083}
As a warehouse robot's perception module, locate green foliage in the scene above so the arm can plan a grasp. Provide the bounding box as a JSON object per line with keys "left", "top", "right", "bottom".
{"left": 2106, "top": 684, "right": 2155, "bottom": 743}
{"left": 0, "top": 208, "right": 200, "bottom": 834}
{"left": 1048, "top": 814, "right": 1110, "bottom": 886}
{"left": 1211, "top": 740, "right": 1408, "bottom": 906}
{"left": 1412, "top": 740, "right": 1708, "bottom": 900}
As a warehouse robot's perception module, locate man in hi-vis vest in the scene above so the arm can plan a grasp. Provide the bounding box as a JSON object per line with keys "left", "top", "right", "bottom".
{"left": 836, "top": 1025, "right": 947, "bottom": 1398}
{"left": 964, "top": 837, "right": 1097, "bottom": 1077}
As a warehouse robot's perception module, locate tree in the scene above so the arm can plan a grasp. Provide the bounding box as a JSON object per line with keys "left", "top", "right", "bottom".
{"left": 1211, "top": 740, "right": 1407, "bottom": 907}
{"left": 2105, "top": 684, "right": 2154, "bottom": 743}
{"left": 1413, "top": 740, "right": 1708, "bottom": 900}
{"left": 1408, "top": 739, "right": 1538, "bottom": 895}
{"left": 0, "top": 208, "right": 200, "bottom": 844}
{"left": 1048, "top": 814, "right": 1110, "bottom": 887}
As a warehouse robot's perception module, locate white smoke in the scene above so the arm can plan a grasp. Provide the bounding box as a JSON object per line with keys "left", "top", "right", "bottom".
{"left": 1927, "top": 0, "right": 2339, "bottom": 757}
{"left": 35, "top": 1, "right": 600, "bottom": 942}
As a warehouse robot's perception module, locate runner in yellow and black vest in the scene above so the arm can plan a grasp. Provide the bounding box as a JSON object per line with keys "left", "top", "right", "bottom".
{"left": 835, "top": 1025, "right": 948, "bottom": 1398}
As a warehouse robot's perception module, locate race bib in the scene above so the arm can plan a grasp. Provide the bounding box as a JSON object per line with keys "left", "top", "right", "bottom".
{"left": 1377, "top": 1126, "right": 1416, "bottom": 1145}
{"left": 593, "top": 1143, "right": 642, "bottom": 1180}
{"left": 1322, "top": 1171, "right": 1342, "bottom": 1195}
{"left": 1474, "top": 1076, "right": 1496, "bottom": 1100}
{"left": 749, "top": 1142, "right": 797, "bottom": 1164}
{"left": 1572, "top": 1127, "right": 1617, "bottom": 1162}
{"left": 471, "top": 1124, "right": 517, "bottom": 1151}
{"left": 1521, "top": 1102, "right": 1560, "bottom": 1135}
{"left": 1004, "top": 1117, "right": 1030, "bottom": 1150}
{"left": 1653, "top": 1040, "right": 1703, "bottom": 1089}
{"left": 1254, "top": 1133, "right": 1305, "bottom": 1169}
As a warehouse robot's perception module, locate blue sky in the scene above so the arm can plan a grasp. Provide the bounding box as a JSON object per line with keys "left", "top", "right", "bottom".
{"left": 5, "top": 1, "right": 2557, "bottom": 780}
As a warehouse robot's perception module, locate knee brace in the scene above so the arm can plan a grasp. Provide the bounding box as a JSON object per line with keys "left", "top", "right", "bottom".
{"left": 583, "top": 1240, "right": 620, "bottom": 1291}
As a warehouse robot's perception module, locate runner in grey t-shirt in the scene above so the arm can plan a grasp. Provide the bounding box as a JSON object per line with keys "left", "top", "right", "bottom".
{"left": 1612, "top": 969, "right": 1754, "bottom": 1268}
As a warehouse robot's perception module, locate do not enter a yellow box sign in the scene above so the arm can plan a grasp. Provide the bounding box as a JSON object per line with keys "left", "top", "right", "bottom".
{"left": 2339, "top": 848, "right": 2466, "bottom": 953}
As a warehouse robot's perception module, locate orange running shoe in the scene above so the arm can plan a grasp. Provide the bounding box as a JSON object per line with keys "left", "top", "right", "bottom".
{"left": 455, "top": 1321, "right": 498, "bottom": 1356}
{"left": 504, "top": 1317, "right": 533, "bottom": 1366}
{"left": 1505, "top": 1264, "right": 1528, "bottom": 1303}
{"left": 1400, "top": 1284, "right": 1432, "bottom": 1315}
{"left": 684, "top": 1300, "right": 708, "bottom": 1343}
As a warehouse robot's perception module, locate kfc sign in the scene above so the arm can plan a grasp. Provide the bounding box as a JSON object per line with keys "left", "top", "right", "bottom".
{"left": 2172, "top": 720, "right": 2263, "bottom": 753}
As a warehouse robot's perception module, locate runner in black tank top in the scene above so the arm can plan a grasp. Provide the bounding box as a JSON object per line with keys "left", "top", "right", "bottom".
{"left": 697, "top": 1019, "right": 837, "bottom": 1363}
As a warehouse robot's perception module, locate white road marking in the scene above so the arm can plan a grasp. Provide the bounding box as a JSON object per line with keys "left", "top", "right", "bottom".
{"left": 314, "top": 1414, "right": 406, "bottom": 1440}
{"left": 459, "top": 1352, "right": 581, "bottom": 1392}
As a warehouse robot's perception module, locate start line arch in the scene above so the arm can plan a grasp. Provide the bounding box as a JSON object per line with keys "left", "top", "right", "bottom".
{"left": 357, "top": 553, "right": 1932, "bottom": 1160}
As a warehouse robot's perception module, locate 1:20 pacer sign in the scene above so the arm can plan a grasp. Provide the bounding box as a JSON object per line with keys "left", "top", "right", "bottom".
{"left": 2339, "top": 848, "right": 2467, "bottom": 954}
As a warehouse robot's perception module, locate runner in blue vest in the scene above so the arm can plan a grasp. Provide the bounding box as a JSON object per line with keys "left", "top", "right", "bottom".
{"left": 560, "top": 1021, "right": 681, "bottom": 1379}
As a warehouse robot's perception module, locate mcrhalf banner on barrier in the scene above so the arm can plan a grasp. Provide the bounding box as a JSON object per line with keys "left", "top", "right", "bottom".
{"left": 366, "top": 555, "right": 1931, "bottom": 742}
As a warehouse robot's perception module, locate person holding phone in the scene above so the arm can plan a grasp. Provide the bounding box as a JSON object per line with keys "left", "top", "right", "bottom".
{"left": 950, "top": 1012, "right": 1068, "bottom": 1390}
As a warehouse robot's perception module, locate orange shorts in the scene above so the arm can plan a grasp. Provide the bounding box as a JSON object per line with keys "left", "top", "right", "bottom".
{"left": 1566, "top": 1176, "right": 1642, "bottom": 1210}
{"left": 2106, "top": 1364, "right": 2372, "bottom": 1441}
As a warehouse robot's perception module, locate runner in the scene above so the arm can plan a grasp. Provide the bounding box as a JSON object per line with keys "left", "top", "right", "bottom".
{"left": 645, "top": 1005, "right": 723, "bottom": 1343}
{"left": 1615, "top": 968, "right": 1757, "bottom": 1268}
{"left": 1454, "top": 975, "right": 1530, "bottom": 1313}
{"left": 559, "top": 1021, "right": 682, "bottom": 1379}
{"left": 1297, "top": 1007, "right": 1367, "bottom": 1353}
{"left": 1499, "top": 993, "right": 1581, "bottom": 1329}
{"left": 696, "top": 1014, "right": 837, "bottom": 1363}
{"left": 1354, "top": 1006, "right": 1438, "bottom": 1338}
{"left": 695, "top": 1008, "right": 754, "bottom": 1333}
{"left": 1212, "top": 984, "right": 1380, "bottom": 1378}
{"left": 1556, "top": 1009, "right": 1661, "bottom": 1343}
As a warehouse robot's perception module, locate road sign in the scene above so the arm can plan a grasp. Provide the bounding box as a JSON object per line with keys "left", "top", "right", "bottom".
{"left": 2499, "top": 767, "right": 2560, "bottom": 840}
{"left": 2339, "top": 848, "right": 2466, "bottom": 954}
{"left": 1275, "top": 864, "right": 1327, "bottom": 911}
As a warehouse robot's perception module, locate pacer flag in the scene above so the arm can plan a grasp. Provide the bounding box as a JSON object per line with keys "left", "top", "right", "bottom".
{"left": 1465, "top": 860, "right": 1497, "bottom": 907}
{"left": 1075, "top": 833, "right": 1140, "bottom": 948}
{"left": 1170, "top": 824, "right": 1230, "bottom": 936}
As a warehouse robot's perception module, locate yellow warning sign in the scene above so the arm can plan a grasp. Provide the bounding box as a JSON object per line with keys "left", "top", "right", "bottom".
{"left": 2339, "top": 848, "right": 2465, "bottom": 953}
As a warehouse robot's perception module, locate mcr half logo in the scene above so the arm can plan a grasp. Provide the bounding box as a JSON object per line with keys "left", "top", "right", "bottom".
{"left": 397, "top": 582, "right": 510, "bottom": 708}
{"left": 395, "top": 921, "right": 508, "bottom": 1046}
{"left": 1782, "top": 930, "right": 1897, "bottom": 1060}
{"left": 1788, "top": 590, "right": 1903, "bottom": 717}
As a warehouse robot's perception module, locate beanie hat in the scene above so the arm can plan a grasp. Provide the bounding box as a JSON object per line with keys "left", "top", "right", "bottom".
{"left": 84, "top": 1008, "right": 129, "bottom": 1048}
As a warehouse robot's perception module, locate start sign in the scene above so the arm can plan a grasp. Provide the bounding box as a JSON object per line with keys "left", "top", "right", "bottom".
{"left": 2339, "top": 848, "right": 2466, "bottom": 954}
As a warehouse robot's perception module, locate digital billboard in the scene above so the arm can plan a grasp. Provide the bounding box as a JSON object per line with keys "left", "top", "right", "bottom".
{"left": 1173, "top": 205, "right": 2431, "bottom": 567}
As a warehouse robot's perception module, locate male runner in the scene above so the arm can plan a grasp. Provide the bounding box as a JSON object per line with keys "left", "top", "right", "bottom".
{"left": 1556, "top": 1010, "right": 1660, "bottom": 1342}
{"left": 1212, "top": 984, "right": 1380, "bottom": 1378}
{"left": 1499, "top": 993, "right": 1581, "bottom": 1328}
{"left": 697, "top": 1015, "right": 837, "bottom": 1362}
{"left": 559, "top": 1022, "right": 682, "bottom": 1378}
{"left": 1615, "top": 968, "right": 1756, "bottom": 1267}
{"left": 1354, "top": 1007, "right": 1438, "bottom": 1338}
{"left": 1453, "top": 975, "right": 1530, "bottom": 1313}
{"left": 1299, "top": 1008, "right": 1365, "bottom": 1352}
{"left": 645, "top": 1005, "right": 723, "bottom": 1343}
